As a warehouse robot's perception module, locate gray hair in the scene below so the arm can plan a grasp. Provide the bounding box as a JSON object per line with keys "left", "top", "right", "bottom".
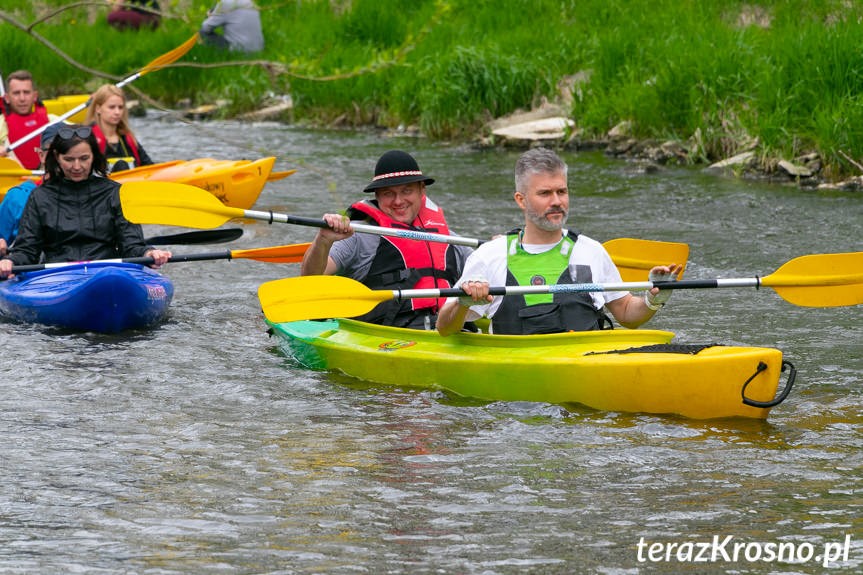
{"left": 514, "top": 148, "right": 568, "bottom": 195}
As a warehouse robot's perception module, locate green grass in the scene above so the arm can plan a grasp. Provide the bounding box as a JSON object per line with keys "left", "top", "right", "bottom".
{"left": 3, "top": 0, "right": 863, "bottom": 174}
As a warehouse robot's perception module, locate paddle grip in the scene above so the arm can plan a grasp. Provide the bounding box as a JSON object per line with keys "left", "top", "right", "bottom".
{"left": 408, "top": 287, "right": 511, "bottom": 299}
{"left": 285, "top": 216, "right": 329, "bottom": 229}
{"left": 166, "top": 251, "right": 233, "bottom": 263}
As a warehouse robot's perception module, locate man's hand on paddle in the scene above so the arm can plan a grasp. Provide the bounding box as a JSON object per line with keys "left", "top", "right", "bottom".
{"left": 645, "top": 263, "right": 683, "bottom": 309}
{"left": 457, "top": 277, "right": 493, "bottom": 307}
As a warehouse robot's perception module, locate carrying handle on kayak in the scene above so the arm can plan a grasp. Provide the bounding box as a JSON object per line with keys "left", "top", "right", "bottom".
{"left": 741, "top": 360, "right": 796, "bottom": 408}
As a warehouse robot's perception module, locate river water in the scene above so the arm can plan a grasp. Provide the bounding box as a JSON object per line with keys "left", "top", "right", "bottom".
{"left": 0, "top": 115, "right": 861, "bottom": 574}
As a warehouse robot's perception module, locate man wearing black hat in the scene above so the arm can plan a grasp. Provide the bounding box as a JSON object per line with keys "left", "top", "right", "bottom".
{"left": 301, "top": 150, "right": 472, "bottom": 330}
{"left": 0, "top": 122, "right": 61, "bottom": 256}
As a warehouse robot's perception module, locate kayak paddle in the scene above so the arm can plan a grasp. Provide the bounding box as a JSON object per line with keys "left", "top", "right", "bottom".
{"left": 119, "top": 181, "right": 689, "bottom": 279}
{"left": 10, "top": 242, "right": 312, "bottom": 274}
{"left": 6, "top": 33, "right": 199, "bottom": 154}
{"left": 145, "top": 228, "right": 244, "bottom": 245}
{"left": 119, "top": 181, "right": 481, "bottom": 247}
{"left": 257, "top": 251, "right": 863, "bottom": 323}
{"left": 603, "top": 237, "right": 688, "bottom": 281}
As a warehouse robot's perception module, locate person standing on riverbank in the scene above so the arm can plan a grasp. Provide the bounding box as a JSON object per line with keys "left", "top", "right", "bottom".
{"left": 0, "top": 70, "right": 59, "bottom": 170}
{"left": 437, "top": 147, "right": 682, "bottom": 336}
{"left": 199, "top": 0, "right": 264, "bottom": 53}
{"left": 301, "top": 150, "right": 472, "bottom": 330}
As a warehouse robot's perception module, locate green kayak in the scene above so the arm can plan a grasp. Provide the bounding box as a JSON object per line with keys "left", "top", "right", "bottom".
{"left": 267, "top": 319, "right": 795, "bottom": 420}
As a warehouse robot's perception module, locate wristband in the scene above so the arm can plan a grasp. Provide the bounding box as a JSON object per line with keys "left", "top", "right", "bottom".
{"left": 458, "top": 296, "right": 476, "bottom": 308}
{"left": 644, "top": 292, "right": 664, "bottom": 311}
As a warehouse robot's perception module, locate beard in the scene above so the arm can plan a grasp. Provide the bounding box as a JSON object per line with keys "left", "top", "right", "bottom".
{"left": 525, "top": 201, "right": 568, "bottom": 232}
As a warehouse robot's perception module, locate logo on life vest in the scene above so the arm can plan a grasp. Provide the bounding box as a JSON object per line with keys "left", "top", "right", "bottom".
{"left": 378, "top": 340, "right": 417, "bottom": 351}
{"left": 530, "top": 275, "right": 547, "bottom": 286}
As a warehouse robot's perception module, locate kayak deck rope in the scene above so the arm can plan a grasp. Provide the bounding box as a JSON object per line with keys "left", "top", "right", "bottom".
{"left": 585, "top": 343, "right": 720, "bottom": 355}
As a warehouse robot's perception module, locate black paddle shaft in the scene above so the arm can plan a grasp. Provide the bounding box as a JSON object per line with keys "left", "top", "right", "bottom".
{"left": 10, "top": 251, "right": 238, "bottom": 274}
{"left": 145, "top": 228, "right": 243, "bottom": 245}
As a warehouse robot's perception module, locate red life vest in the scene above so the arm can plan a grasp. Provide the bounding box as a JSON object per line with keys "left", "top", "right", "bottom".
{"left": 2, "top": 101, "right": 49, "bottom": 169}
{"left": 348, "top": 195, "right": 456, "bottom": 312}
{"left": 91, "top": 124, "right": 142, "bottom": 167}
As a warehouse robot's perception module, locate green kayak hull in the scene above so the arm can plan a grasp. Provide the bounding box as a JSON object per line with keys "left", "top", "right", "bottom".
{"left": 267, "top": 319, "right": 792, "bottom": 420}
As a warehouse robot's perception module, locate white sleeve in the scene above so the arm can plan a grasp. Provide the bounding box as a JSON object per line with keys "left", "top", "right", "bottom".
{"left": 570, "top": 235, "right": 628, "bottom": 309}
{"left": 444, "top": 237, "right": 508, "bottom": 321}
{"left": 592, "top": 243, "right": 628, "bottom": 307}
{"left": 329, "top": 233, "right": 383, "bottom": 282}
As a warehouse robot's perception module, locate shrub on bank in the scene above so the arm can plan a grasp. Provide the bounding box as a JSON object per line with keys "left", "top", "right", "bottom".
{"left": 3, "top": 0, "right": 863, "bottom": 174}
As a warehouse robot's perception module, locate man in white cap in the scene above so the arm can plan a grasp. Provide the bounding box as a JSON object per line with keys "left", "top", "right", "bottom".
{"left": 301, "top": 149, "right": 472, "bottom": 330}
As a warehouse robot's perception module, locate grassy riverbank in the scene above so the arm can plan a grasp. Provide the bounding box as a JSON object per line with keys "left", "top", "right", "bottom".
{"left": 3, "top": 1, "right": 863, "bottom": 175}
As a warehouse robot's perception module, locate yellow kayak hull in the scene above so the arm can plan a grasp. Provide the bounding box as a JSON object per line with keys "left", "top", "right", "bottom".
{"left": 3, "top": 157, "right": 292, "bottom": 209}
{"left": 267, "top": 318, "right": 793, "bottom": 420}
{"left": 110, "top": 157, "right": 289, "bottom": 208}
{"left": 43, "top": 94, "right": 89, "bottom": 123}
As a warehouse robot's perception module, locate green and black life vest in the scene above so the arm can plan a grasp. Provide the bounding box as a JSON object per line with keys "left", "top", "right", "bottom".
{"left": 492, "top": 230, "right": 612, "bottom": 335}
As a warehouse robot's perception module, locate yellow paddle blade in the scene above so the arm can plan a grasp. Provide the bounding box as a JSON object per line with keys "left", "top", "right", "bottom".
{"left": 603, "top": 238, "right": 689, "bottom": 281}
{"left": 233, "top": 243, "right": 311, "bottom": 263}
{"left": 120, "top": 181, "right": 244, "bottom": 229}
{"left": 762, "top": 252, "right": 863, "bottom": 307}
{"left": 258, "top": 275, "right": 393, "bottom": 323}
{"left": 267, "top": 169, "right": 297, "bottom": 182}
{"left": 139, "top": 33, "right": 199, "bottom": 75}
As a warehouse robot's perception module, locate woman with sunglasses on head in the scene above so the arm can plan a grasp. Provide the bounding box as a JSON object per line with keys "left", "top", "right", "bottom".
{"left": 84, "top": 84, "right": 154, "bottom": 173}
{"left": 0, "top": 124, "right": 170, "bottom": 279}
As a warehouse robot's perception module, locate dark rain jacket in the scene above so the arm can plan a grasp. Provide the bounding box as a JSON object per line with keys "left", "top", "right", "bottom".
{"left": 7, "top": 174, "right": 151, "bottom": 265}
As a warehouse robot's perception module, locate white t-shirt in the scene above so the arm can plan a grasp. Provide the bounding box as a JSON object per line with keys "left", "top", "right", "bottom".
{"left": 448, "top": 231, "right": 628, "bottom": 322}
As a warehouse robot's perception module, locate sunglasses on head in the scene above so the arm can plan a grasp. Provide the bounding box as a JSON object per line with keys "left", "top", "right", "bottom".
{"left": 57, "top": 126, "right": 92, "bottom": 140}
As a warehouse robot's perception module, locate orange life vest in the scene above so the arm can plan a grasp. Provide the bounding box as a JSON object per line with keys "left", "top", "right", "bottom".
{"left": 347, "top": 195, "right": 458, "bottom": 313}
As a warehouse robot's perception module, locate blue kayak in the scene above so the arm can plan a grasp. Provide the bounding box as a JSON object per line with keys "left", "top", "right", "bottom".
{"left": 0, "top": 262, "right": 173, "bottom": 332}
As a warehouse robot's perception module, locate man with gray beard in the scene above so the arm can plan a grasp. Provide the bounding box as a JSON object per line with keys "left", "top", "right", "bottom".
{"left": 437, "top": 148, "right": 682, "bottom": 336}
